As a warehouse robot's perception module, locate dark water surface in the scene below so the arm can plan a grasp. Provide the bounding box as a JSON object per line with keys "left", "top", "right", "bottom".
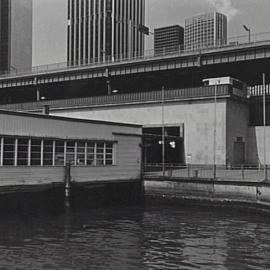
{"left": 0, "top": 201, "right": 270, "bottom": 270}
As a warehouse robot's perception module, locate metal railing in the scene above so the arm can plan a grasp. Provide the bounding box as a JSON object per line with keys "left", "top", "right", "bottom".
{"left": 0, "top": 85, "right": 232, "bottom": 112}
{"left": 143, "top": 164, "right": 269, "bottom": 182}
{"left": 1, "top": 31, "right": 270, "bottom": 79}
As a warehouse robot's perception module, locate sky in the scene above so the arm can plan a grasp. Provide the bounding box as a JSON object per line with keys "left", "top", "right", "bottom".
{"left": 33, "top": 0, "right": 270, "bottom": 66}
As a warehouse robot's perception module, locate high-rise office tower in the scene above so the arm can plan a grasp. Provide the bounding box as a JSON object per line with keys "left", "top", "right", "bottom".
{"left": 184, "top": 12, "right": 227, "bottom": 51}
{"left": 154, "top": 25, "right": 184, "bottom": 54}
{"left": 0, "top": 0, "right": 32, "bottom": 72}
{"left": 67, "top": 0, "right": 146, "bottom": 64}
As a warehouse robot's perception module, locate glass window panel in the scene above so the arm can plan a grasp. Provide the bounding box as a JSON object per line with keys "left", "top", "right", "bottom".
{"left": 96, "top": 142, "right": 104, "bottom": 165}
{"left": 3, "top": 137, "right": 15, "bottom": 166}
{"left": 43, "top": 140, "right": 53, "bottom": 166}
{"left": 87, "top": 142, "right": 95, "bottom": 165}
{"left": 66, "top": 141, "right": 75, "bottom": 165}
{"left": 17, "top": 138, "right": 28, "bottom": 166}
{"left": 77, "top": 141, "right": 86, "bottom": 166}
{"left": 105, "top": 142, "right": 113, "bottom": 165}
{"left": 55, "top": 140, "right": 64, "bottom": 166}
{"left": 31, "top": 139, "right": 41, "bottom": 166}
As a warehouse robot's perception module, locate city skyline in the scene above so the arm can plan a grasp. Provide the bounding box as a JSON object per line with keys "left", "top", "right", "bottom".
{"left": 33, "top": 0, "right": 270, "bottom": 66}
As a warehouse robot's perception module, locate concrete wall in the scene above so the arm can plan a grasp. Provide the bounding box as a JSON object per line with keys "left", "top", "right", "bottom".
{"left": 10, "top": 0, "right": 32, "bottom": 70}
{"left": 248, "top": 126, "right": 270, "bottom": 165}
{"left": 144, "top": 180, "right": 270, "bottom": 209}
{"left": 52, "top": 98, "right": 227, "bottom": 164}
{"left": 226, "top": 99, "right": 250, "bottom": 164}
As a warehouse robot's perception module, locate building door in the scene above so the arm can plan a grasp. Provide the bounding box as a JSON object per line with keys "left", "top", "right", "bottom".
{"left": 233, "top": 141, "right": 245, "bottom": 165}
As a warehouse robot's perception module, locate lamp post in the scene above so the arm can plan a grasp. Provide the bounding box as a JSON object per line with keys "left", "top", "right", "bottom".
{"left": 263, "top": 73, "right": 267, "bottom": 180}
{"left": 162, "top": 86, "right": 165, "bottom": 177}
{"left": 213, "top": 82, "right": 219, "bottom": 179}
{"left": 243, "top": 25, "right": 251, "bottom": 43}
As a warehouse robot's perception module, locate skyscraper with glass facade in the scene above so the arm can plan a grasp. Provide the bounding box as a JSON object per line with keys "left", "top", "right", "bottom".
{"left": 184, "top": 12, "right": 227, "bottom": 51}
{"left": 67, "top": 0, "right": 145, "bottom": 64}
{"left": 154, "top": 25, "right": 184, "bottom": 54}
{"left": 0, "top": 0, "right": 32, "bottom": 72}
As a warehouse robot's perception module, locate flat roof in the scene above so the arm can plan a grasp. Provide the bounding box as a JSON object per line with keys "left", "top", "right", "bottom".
{"left": 0, "top": 109, "right": 142, "bottom": 128}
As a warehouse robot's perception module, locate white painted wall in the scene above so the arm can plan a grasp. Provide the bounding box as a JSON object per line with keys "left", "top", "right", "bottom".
{"left": 51, "top": 99, "right": 227, "bottom": 164}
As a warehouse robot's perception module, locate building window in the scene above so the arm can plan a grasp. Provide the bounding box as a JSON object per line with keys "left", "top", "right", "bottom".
{"left": 87, "top": 142, "right": 95, "bottom": 165}
{"left": 3, "top": 137, "right": 15, "bottom": 166}
{"left": 17, "top": 138, "right": 28, "bottom": 166}
{"left": 43, "top": 139, "right": 53, "bottom": 166}
{"left": 55, "top": 140, "right": 65, "bottom": 166}
{"left": 0, "top": 136, "right": 115, "bottom": 167}
{"left": 77, "top": 141, "right": 86, "bottom": 165}
{"left": 66, "top": 140, "right": 75, "bottom": 165}
{"left": 31, "top": 139, "right": 41, "bottom": 166}
{"left": 96, "top": 142, "right": 105, "bottom": 165}
{"left": 105, "top": 142, "right": 114, "bottom": 165}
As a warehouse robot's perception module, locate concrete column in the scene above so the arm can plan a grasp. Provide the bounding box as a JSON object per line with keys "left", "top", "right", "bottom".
{"left": 40, "top": 139, "right": 44, "bottom": 166}
{"left": 14, "top": 138, "right": 18, "bottom": 167}
{"left": 28, "top": 139, "right": 31, "bottom": 166}
{"left": 52, "top": 140, "right": 56, "bottom": 166}
{"left": 0, "top": 137, "right": 3, "bottom": 166}
{"left": 84, "top": 141, "right": 87, "bottom": 166}
{"left": 94, "top": 142, "right": 97, "bottom": 166}
{"left": 64, "top": 141, "right": 67, "bottom": 166}
{"left": 74, "top": 141, "right": 78, "bottom": 166}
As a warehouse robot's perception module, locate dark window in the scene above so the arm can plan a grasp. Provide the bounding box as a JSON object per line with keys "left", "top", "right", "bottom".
{"left": 31, "top": 139, "right": 41, "bottom": 166}
{"left": 3, "top": 137, "right": 15, "bottom": 166}
{"left": 43, "top": 140, "right": 53, "bottom": 166}
{"left": 17, "top": 138, "right": 28, "bottom": 166}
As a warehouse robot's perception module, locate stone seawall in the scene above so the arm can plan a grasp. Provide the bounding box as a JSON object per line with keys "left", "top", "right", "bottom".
{"left": 144, "top": 178, "right": 270, "bottom": 211}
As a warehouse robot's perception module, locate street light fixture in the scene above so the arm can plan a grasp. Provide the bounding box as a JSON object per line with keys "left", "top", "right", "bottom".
{"left": 243, "top": 25, "right": 251, "bottom": 43}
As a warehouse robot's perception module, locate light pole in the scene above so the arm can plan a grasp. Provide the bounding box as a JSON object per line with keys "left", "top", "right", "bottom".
{"left": 213, "top": 82, "right": 219, "bottom": 179}
{"left": 243, "top": 25, "right": 251, "bottom": 43}
{"left": 263, "top": 73, "right": 267, "bottom": 180}
{"left": 162, "top": 86, "right": 165, "bottom": 177}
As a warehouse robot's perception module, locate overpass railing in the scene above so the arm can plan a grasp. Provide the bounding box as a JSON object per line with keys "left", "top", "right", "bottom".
{"left": 248, "top": 84, "right": 270, "bottom": 97}
{"left": 143, "top": 164, "right": 269, "bottom": 182}
{"left": 0, "top": 85, "right": 237, "bottom": 112}
{"left": 1, "top": 31, "right": 270, "bottom": 78}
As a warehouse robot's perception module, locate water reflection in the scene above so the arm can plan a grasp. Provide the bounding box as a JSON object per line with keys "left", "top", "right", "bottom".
{"left": 0, "top": 203, "right": 269, "bottom": 269}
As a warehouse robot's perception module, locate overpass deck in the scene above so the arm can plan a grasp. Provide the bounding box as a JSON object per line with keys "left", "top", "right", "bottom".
{"left": 0, "top": 40, "right": 270, "bottom": 88}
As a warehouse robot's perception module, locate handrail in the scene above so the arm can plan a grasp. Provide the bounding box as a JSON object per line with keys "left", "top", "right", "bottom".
{"left": 0, "top": 85, "right": 232, "bottom": 111}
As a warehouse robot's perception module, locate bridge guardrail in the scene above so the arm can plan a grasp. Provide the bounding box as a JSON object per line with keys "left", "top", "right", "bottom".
{"left": 1, "top": 31, "right": 270, "bottom": 79}
{"left": 0, "top": 85, "right": 231, "bottom": 111}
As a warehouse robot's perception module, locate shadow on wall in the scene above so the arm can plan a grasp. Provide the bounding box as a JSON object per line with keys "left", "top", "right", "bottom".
{"left": 247, "top": 127, "right": 260, "bottom": 166}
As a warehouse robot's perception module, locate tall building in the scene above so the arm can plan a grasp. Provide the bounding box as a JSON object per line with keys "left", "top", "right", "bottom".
{"left": 154, "top": 25, "right": 184, "bottom": 54}
{"left": 67, "top": 0, "right": 146, "bottom": 64}
{"left": 0, "top": 0, "right": 32, "bottom": 72}
{"left": 184, "top": 12, "right": 227, "bottom": 51}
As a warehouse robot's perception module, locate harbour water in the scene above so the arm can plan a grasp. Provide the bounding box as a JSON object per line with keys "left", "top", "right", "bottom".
{"left": 0, "top": 199, "right": 270, "bottom": 270}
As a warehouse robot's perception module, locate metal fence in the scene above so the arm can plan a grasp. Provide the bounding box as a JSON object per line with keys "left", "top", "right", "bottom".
{"left": 143, "top": 164, "right": 269, "bottom": 182}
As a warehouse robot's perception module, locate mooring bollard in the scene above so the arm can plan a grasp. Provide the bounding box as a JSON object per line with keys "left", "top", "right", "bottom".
{"left": 65, "top": 162, "right": 71, "bottom": 199}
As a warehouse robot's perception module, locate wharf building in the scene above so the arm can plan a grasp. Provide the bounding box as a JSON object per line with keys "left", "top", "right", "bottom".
{"left": 184, "top": 12, "right": 227, "bottom": 51}
{"left": 0, "top": 0, "right": 32, "bottom": 72}
{"left": 154, "top": 25, "right": 184, "bottom": 54}
{"left": 0, "top": 110, "right": 142, "bottom": 187}
{"left": 67, "top": 0, "right": 145, "bottom": 64}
